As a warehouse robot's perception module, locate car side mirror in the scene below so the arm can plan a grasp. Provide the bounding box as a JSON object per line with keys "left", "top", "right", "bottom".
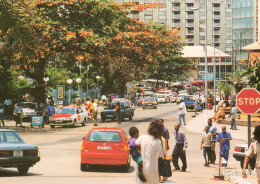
{"left": 82, "top": 137, "right": 85, "bottom": 141}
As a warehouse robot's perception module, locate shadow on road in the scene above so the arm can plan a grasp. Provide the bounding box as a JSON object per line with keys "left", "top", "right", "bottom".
{"left": 0, "top": 168, "right": 42, "bottom": 177}
{"left": 83, "top": 165, "right": 135, "bottom": 173}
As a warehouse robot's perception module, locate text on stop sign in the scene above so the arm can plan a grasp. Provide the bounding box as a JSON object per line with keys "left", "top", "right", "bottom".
{"left": 238, "top": 97, "right": 260, "bottom": 106}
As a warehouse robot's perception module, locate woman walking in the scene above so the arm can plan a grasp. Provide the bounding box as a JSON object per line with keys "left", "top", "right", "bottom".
{"left": 135, "top": 119, "right": 164, "bottom": 184}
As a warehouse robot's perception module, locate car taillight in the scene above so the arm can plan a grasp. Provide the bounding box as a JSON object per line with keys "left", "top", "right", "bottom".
{"left": 24, "top": 150, "right": 38, "bottom": 156}
{"left": 0, "top": 151, "right": 12, "bottom": 156}
{"left": 120, "top": 144, "right": 127, "bottom": 151}
{"left": 82, "top": 143, "right": 88, "bottom": 151}
{"left": 235, "top": 147, "right": 245, "bottom": 152}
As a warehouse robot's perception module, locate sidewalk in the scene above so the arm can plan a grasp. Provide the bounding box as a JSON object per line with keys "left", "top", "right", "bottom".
{"left": 185, "top": 109, "right": 254, "bottom": 141}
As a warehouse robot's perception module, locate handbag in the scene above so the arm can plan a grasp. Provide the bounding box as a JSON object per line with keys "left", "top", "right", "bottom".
{"left": 158, "top": 138, "right": 172, "bottom": 177}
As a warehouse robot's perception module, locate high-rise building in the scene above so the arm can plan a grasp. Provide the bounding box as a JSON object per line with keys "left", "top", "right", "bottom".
{"left": 232, "top": 0, "right": 258, "bottom": 71}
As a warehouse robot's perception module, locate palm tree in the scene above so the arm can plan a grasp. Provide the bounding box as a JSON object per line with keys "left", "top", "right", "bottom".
{"left": 226, "top": 71, "right": 246, "bottom": 93}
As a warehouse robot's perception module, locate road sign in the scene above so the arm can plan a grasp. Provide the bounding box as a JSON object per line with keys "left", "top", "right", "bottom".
{"left": 201, "top": 73, "right": 214, "bottom": 81}
{"left": 236, "top": 88, "right": 260, "bottom": 115}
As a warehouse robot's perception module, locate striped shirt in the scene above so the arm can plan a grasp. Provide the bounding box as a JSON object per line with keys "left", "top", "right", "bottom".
{"left": 174, "top": 130, "right": 188, "bottom": 149}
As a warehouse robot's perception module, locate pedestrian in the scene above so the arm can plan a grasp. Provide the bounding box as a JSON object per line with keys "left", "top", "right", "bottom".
{"left": 242, "top": 125, "right": 260, "bottom": 183}
{"left": 0, "top": 103, "right": 5, "bottom": 127}
{"left": 178, "top": 99, "right": 187, "bottom": 126}
{"left": 13, "top": 102, "right": 23, "bottom": 127}
{"left": 128, "top": 126, "right": 146, "bottom": 182}
{"left": 217, "top": 126, "right": 232, "bottom": 167}
{"left": 92, "top": 99, "right": 98, "bottom": 126}
{"left": 135, "top": 119, "right": 164, "bottom": 184}
{"left": 88, "top": 99, "right": 94, "bottom": 120}
{"left": 4, "top": 97, "right": 12, "bottom": 119}
{"left": 63, "top": 96, "right": 69, "bottom": 106}
{"left": 195, "top": 98, "right": 202, "bottom": 114}
{"left": 201, "top": 126, "right": 212, "bottom": 167}
{"left": 160, "top": 119, "right": 170, "bottom": 182}
{"left": 75, "top": 95, "right": 81, "bottom": 106}
{"left": 46, "top": 101, "right": 55, "bottom": 122}
{"left": 172, "top": 123, "right": 188, "bottom": 172}
{"left": 84, "top": 97, "right": 90, "bottom": 112}
{"left": 208, "top": 118, "right": 218, "bottom": 164}
{"left": 208, "top": 95, "right": 213, "bottom": 109}
{"left": 115, "top": 102, "right": 121, "bottom": 124}
{"left": 229, "top": 104, "right": 237, "bottom": 130}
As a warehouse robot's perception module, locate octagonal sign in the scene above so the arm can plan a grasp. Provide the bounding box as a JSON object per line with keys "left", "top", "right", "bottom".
{"left": 236, "top": 88, "right": 260, "bottom": 115}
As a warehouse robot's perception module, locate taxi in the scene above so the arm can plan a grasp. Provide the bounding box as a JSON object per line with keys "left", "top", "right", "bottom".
{"left": 49, "top": 106, "right": 88, "bottom": 128}
{"left": 81, "top": 127, "right": 130, "bottom": 172}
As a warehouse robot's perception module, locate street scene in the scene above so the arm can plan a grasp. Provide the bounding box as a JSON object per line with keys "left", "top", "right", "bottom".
{"left": 1, "top": 0, "right": 260, "bottom": 184}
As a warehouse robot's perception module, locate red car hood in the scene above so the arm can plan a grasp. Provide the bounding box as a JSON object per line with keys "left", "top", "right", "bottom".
{"left": 50, "top": 114, "right": 74, "bottom": 118}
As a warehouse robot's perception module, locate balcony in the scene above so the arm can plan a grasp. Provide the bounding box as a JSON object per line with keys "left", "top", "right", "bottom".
{"left": 213, "top": 7, "right": 220, "bottom": 11}
{"left": 186, "top": 7, "right": 194, "bottom": 11}
{"left": 213, "top": 23, "right": 221, "bottom": 27}
{"left": 172, "top": 6, "right": 181, "bottom": 11}
{"left": 186, "top": 30, "right": 194, "bottom": 35}
{"left": 213, "top": 30, "right": 220, "bottom": 35}
{"left": 186, "top": 38, "right": 194, "bottom": 43}
{"left": 213, "top": 15, "right": 220, "bottom": 19}
{"left": 186, "top": 23, "right": 194, "bottom": 27}
{"left": 214, "top": 38, "right": 220, "bottom": 43}
{"left": 172, "top": 15, "right": 181, "bottom": 19}
{"left": 186, "top": 14, "right": 194, "bottom": 19}
{"left": 173, "top": 23, "right": 181, "bottom": 27}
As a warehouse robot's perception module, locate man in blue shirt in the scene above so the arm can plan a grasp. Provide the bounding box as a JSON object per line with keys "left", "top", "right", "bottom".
{"left": 46, "top": 101, "right": 55, "bottom": 122}
{"left": 217, "top": 126, "right": 232, "bottom": 167}
{"left": 14, "top": 103, "right": 23, "bottom": 126}
{"left": 172, "top": 123, "right": 188, "bottom": 172}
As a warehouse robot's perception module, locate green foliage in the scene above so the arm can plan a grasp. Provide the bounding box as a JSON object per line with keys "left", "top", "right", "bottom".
{"left": 242, "top": 60, "right": 260, "bottom": 91}
{"left": 219, "top": 83, "right": 234, "bottom": 100}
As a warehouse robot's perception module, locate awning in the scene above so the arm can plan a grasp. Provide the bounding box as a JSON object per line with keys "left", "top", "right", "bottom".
{"left": 242, "top": 42, "right": 260, "bottom": 51}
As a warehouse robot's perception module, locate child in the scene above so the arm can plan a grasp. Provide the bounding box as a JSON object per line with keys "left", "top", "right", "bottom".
{"left": 200, "top": 126, "right": 212, "bottom": 167}
{"left": 128, "top": 126, "right": 146, "bottom": 182}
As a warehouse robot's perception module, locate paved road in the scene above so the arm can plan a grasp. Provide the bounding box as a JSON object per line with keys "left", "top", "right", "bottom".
{"left": 0, "top": 103, "right": 257, "bottom": 184}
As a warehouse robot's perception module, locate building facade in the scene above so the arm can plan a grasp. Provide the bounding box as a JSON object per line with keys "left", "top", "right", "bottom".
{"left": 232, "top": 0, "right": 258, "bottom": 71}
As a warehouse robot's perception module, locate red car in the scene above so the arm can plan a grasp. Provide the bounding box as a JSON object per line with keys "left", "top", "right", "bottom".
{"left": 81, "top": 127, "right": 130, "bottom": 172}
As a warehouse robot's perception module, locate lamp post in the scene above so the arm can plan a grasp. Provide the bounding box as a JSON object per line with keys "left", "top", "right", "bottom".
{"left": 43, "top": 77, "right": 49, "bottom": 92}
{"left": 76, "top": 78, "right": 81, "bottom": 98}
{"left": 204, "top": 0, "right": 208, "bottom": 121}
{"left": 67, "top": 79, "right": 73, "bottom": 104}
{"left": 96, "top": 75, "right": 100, "bottom": 99}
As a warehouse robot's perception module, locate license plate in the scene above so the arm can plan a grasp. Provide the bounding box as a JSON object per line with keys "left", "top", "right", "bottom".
{"left": 97, "top": 146, "right": 111, "bottom": 150}
{"left": 56, "top": 120, "right": 62, "bottom": 123}
{"left": 106, "top": 115, "right": 113, "bottom": 118}
{"left": 13, "top": 150, "right": 23, "bottom": 157}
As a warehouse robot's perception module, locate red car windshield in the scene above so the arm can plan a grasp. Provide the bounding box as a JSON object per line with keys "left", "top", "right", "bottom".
{"left": 87, "top": 132, "right": 122, "bottom": 142}
{"left": 56, "top": 108, "right": 75, "bottom": 114}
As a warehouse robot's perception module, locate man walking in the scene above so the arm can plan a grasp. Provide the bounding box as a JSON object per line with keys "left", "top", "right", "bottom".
{"left": 201, "top": 126, "right": 212, "bottom": 167}
{"left": 115, "top": 102, "right": 121, "bottom": 124}
{"left": 13, "top": 103, "right": 23, "bottom": 127}
{"left": 172, "top": 123, "right": 188, "bottom": 172}
{"left": 0, "top": 103, "right": 5, "bottom": 127}
{"left": 230, "top": 104, "right": 237, "bottom": 130}
{"left": 217, "top": 126, "right": 232, "bottom": 167}
{"left": 208, "top": 118, "right": 218, "bottom": 164}
{"left": 178, "top": 99, "right": 187, "bottom": 126}
{"left": 4, "top": 97, "right": 12, "bottom": 119}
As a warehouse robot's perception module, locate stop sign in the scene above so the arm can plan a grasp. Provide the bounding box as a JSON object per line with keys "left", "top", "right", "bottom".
{"left": 236, "top": 88, "right": 260, "bottom": 115}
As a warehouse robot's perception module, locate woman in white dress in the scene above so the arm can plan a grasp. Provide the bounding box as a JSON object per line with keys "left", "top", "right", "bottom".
{"left": 135, "top": 119, "right": 164, "bottom": 184}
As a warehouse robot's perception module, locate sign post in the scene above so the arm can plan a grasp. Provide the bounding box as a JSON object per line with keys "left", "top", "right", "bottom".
{"left": 236, "top": 88, "right": 260, "bottom": 147}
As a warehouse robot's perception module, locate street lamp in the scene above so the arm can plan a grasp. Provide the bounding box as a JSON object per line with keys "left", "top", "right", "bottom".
{"left": 96, "top": 75, "right": 100, "bottom": 99}
{"left": 67, "top": 79, "right": 73, "bottom": 104}
{"left": 43, "top": 77, "right": 49, "bottom": 92}
{"left": 76, "top": 78, "right": 82, "bottom": 98}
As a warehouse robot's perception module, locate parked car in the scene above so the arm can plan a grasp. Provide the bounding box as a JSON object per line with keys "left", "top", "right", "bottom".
{"left": 49, "top": 106, "right": 88, "bottom": 128}
{"left": 0, "top": 129, "right": 40, "bottom": 175}
{"left": 183, "top": 95, "right": 195, "bottom": 111}
{"left": 81, "top": 127, "right": 130, "bottom": 172}
{"left": 142, "top": 97, "right": 157, "bottom": 109}
{"left": 18, "top": 102, "right": 38, "bottom": 122}
{"left": 100, "top": 100, "right": 134, "bottom": 122}
{"left": 233, "top": 143, "right": 255, "bottom": 169}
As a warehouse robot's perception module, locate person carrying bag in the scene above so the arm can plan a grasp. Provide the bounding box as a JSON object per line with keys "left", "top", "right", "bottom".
{"left": 158, "top": 137, "right": 172, "bottom": 178}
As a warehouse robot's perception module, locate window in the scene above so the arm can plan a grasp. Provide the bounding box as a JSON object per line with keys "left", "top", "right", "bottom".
{"left": 87, "top": 132, "right": 122, "bottom": 142}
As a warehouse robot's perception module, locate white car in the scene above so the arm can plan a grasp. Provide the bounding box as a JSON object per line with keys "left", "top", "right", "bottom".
{"left": 49, "top": 106, "right": 88, "bottom": 128}
{"left": 157, "top": 95, "right": 167, "bottom": 103}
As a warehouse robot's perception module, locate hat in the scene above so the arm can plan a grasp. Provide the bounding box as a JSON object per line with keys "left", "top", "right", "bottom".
{"left": 253, "top": 125, "right": 260, "bottom": 135}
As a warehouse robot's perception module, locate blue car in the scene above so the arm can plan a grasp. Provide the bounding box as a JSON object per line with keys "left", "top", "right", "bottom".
{"left": 101, "top": 100, "right": 134, "bottom": 122}
{"left": 183, "top": 95, "right": 195, "bottom": 111}
{"left": 0, "top": 129, "right": 40, "bottom": 175}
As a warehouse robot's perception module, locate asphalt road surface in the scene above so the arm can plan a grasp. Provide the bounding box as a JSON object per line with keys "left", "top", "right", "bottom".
{"left": 0, "top": 103, "right": 257, "bottom": 184}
